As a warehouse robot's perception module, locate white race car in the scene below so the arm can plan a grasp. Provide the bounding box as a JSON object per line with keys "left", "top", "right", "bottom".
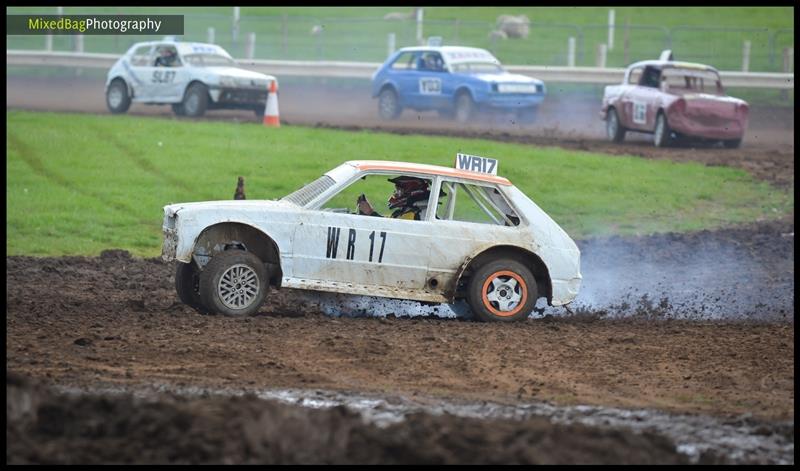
{"left": 105, "top": 40, "right": 276, "bottom": 117}
{"left": 161, "top": 154, "right": 582, "bottom": 322}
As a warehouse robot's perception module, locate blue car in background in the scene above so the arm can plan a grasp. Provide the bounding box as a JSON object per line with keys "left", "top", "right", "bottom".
{"left": 371, "top": 46, "right": 546, "bottom": 124}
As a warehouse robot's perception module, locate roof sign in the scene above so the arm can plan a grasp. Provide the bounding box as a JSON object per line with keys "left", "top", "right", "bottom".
{"left": 455, "top": 153, "right": 498, "bottom": 176}
{"left": 427, "top": 36, "right": 443, "bottom": 47}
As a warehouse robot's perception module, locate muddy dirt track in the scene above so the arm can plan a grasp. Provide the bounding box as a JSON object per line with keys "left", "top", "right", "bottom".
{"left": 6, "top": 75, "right": 795, "bottom": 464}
{"left": 6, "top": 219, "right": 795, "bottom": 464}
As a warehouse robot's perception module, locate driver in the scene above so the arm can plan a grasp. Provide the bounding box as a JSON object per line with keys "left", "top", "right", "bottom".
{"left": 357, "top": 176, "right": 433, "bottom": 220}
{"left": 155, "top": 47, "right": 178, "bottom": 67}
{"left": 424, "top": 53, "right": 443, "bottom": 71}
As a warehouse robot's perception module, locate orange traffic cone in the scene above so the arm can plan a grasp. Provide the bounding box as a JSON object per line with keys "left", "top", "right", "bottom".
{"left": 263, "top": 80, "right": 280, "bottom": 127}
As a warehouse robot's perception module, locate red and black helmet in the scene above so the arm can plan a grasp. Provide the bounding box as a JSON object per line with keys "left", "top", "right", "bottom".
{"left": 387, "top": 176, "right": 430, "bottom": 209}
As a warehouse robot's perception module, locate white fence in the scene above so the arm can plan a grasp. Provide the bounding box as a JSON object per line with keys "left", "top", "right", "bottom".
{"left": 7, "top": 49, "right": 794, "bottom": 89}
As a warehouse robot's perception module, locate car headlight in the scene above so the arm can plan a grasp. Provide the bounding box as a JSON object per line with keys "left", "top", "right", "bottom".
{"left": 219, "top": 76, "right": 236, "bottom": 87}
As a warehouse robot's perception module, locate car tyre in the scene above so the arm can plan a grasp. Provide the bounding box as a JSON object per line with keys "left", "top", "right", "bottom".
{"left": 106, "top": 79, "right": 131, "bottom": 114}
{"left": 171, "top": 103, "right": 186, "bottom": 116}
{"left": 653, "top": 112, "right": 673, "bottom": 148}
{"left": 454, "top": 92, "right": 475, "bottom": 124}
{"left": 467, "top": 258, "right": 537, "bottom": 322}
{"left": 199, "top": 250, "right": 269, "bottom": 317}
{"left": 182, "top": 82, "right": 209, "bottom": 118}
{"left": 254, "top": 104, "right": 266, "bottom": 118}
{"left": 722, "top": 138, "right": 742, "bottom": 149}
{"left": 378, "top": 88, "right": 401, "bottom": 120}
{"left": 606, "top": 107, "right": 626, "bottom": 143}
{"left": 516, "top": 107, "right": 538, "bottom": 125}
{"left": 175, "top": 261, "right": 207, "bottom": 313}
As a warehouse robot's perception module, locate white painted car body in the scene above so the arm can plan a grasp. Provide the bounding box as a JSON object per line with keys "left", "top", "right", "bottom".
{"left": 162, "top": 160, "right": 581, "bottom": 307}
{"left": 105, "top": 40, "right": 276, "bottom": 109}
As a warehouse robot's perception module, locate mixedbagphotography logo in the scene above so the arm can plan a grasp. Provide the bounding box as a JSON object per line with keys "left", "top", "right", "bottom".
{"left": 7, "top": 14, "right": 184, "bottom": 35}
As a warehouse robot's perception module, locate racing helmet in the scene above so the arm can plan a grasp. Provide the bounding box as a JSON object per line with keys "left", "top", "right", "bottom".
{"left": 387, "top": 176, "right": 430, "bottom": 209}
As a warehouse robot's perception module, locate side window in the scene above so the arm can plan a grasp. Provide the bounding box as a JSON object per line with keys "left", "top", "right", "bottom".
{"left": 419, "top": 52, "right": 445, "bottom": 72}
{"left": 130, "top": 45, "right": 153, "bottom": 67}
{"left": 320, "top": 174, "right": 435, "bottom": 221}
{"left": 639, "top": 66, "right": 661, "bottom": 88}
{"left": 390, "top": 52, "right": 418, "bottom": 70}
{"left": 627, "top": 67, "right": 643, "bottom": 85}
{"left": 154, "top": 45, "right": 181, "bottom": 67}
{"left": 436, "top": 181, "right": 519, "bottom": 226}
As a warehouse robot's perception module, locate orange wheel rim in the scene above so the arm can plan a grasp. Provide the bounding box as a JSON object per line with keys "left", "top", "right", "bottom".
{"left": 481, "top": 270, "right": 528, "bottom": 317}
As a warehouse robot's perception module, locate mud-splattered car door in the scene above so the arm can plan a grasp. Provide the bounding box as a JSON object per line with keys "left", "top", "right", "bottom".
{"left": 290, "top": 210, "right": 439, "bottom": 294}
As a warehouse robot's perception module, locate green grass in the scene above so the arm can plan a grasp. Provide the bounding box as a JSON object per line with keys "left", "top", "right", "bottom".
{"left": 6, "top": 7, "right": 794, "bottom": 71}
{"left": 6, "top": 110, "right": 792, "bottom": 257}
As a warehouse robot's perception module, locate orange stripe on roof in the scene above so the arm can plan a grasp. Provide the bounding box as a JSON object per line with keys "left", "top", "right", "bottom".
{"left": 350, "top": 161, "right": 511, "bottom": 186}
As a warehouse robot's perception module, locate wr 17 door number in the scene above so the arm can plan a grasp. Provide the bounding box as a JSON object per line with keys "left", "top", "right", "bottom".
{"left": 326, "top": 227, "right": 387, "bottom": 263}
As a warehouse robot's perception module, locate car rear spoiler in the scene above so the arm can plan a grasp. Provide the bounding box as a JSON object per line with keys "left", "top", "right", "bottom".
{"left": 659, "top": 50, "right": 674, "bottom": 61}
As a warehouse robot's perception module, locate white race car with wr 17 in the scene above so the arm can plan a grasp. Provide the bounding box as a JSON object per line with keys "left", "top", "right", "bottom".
{"left": 105, "top": 39, "right": 276, "bottom": 118}
{"left": 161, "top": 154, "right": 582, "bottom": 322}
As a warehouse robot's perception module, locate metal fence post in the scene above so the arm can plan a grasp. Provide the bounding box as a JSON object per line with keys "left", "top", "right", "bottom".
{"left": 454, "top": 19, "right": 460, "bottom": 43}
{"left": 282, "top": 14, "right": 288, "bottom": 57}
{"left": 232, "top": 7, "right": 240, "bottom": 46}
{"left": 387, "top": 32, "right": 396, "bottom": 58}
{"left": 780, "top": 47, "right": 793, "bottom": 101}
{"left": 742, "top": 40, "right": 751, "bottom": 72}
{"left": 245, "top": 32, "right": 256, "bottom": 59}
{"left": 608, "top": 9, "right": 615, "bottom": 51}
{"left": 567, "top": 37, "right": 576, "bottom": 67}
{"left": 416, "top": 8, "right": 424, "bottom": 45}
{"left": 596, "top": 43, "right": 608, "bottom": 68}
{"left": 207, "top": 27, "right": 215, "bottom": 44}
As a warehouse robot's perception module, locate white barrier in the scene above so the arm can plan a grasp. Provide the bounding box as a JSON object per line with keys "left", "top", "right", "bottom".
{"left": 6, "top": 49, "right": 795, "bottom": 89}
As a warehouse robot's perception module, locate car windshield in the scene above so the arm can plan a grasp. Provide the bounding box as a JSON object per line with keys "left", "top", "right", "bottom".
{"left": 451, "top": 62, "right": 504, "bottom": 73}
{"left": 662, "top": 68, "right": 723, "bottom": 94}
{"left": 281, "top": 175, "right": 336, "bottom": 207}
{"left": 182, "top": 53, "right": 236, "bottom": 67}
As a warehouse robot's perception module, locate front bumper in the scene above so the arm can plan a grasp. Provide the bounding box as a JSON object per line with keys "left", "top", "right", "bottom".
{"left": 210, "top": 87, "right": 268, "bottom": 107}
{"left": 479, "top": 93, "right": 545, "bottom": 109}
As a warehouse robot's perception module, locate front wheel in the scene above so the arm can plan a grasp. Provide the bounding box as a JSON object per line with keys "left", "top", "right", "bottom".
{"left": 515, "top": 107, "right": 538, "bottom": 125}
{"left": 182, "top": 83, "right": 209, "bottom": 117}
{"left": 378, "top": 88, "right": 401, "bottom": 120}
{"left": 467, "top": 259, "right": 538, "bottom": 322}
{"left": 653, "top": 112, "right": 673, "bottom": 148}
{"left": 199, "top": 250, "right": 269, "bottom": 317}
{"left": 722, "top": 138, "right": 742, "bottom": 149}
{"left": 106, "top": 79, "right": 131, "bottom": 114}
{"left": 606, "top": 108, "right": 626, "bottom": 142}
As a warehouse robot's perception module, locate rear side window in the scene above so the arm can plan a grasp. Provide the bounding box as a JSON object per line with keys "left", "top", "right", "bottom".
{"left": 436, "top": 181, "right": 519, "bottom": 226}
{"left": 130, "top": 45, "right": 153, "bottom": 66}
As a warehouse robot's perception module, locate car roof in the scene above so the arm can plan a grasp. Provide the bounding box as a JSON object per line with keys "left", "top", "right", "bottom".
{"left": 627, "top": 59, "right": 718, "bottom": 73}
{"left": 128, "top": 40, "right": 231, "bottom": 58}
{"left": 395, "top": 46, "right": 499, "bottom": 64}
{"left": 345, "top": 160, "right": 511, "bottom": 186}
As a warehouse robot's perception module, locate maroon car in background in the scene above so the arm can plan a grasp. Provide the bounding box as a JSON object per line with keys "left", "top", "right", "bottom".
{"left": 601, "top": 52, "right": 749, "bottom": 148}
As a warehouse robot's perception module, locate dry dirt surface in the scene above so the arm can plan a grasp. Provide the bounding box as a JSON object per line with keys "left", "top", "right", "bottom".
{"left": 6, "top": 76, "right": 795, "bottom": 189}
{"left": 6, "top": 219, "right": 794, "bottom": 464}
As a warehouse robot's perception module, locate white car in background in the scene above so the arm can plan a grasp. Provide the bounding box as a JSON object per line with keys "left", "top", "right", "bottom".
{"left": 105, "top": 40, "right": 276, "bottom": 117}
{"left": 161, "top": 154, "right": 581, "bottom": 322}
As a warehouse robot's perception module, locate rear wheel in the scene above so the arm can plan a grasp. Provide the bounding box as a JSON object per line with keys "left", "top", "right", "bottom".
{"left": 199, "top": 250, "right": 269, "bottom": 317}
{"left": 454, "top": 92, "right": 475, "bottom": 124}
{"left": 653, "top": 112, "right": 673, "bottom": 148}
{"left": 182, "top": 83, "right": 209, "bottom": 117}
{"left": 106, "top": 79, "right": 131, "bottom": 114}
{"left": 378, "top": 88, "right": 401, "bottom": 120}
{"left": 467, "top": 259, "right": 537, "bottom": 322}
{"left": 606, "top": 108, "right": 626, "bottom": 142}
